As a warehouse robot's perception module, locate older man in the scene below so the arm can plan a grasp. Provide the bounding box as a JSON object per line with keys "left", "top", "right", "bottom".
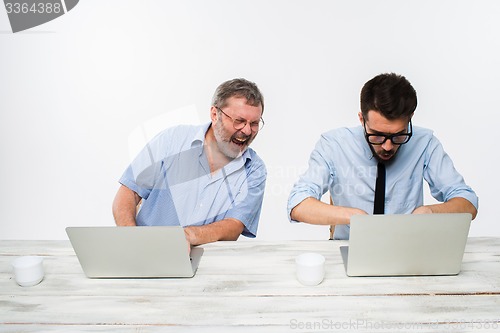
{"left": 113, "top": 78, "right": 266, "bottom": 245}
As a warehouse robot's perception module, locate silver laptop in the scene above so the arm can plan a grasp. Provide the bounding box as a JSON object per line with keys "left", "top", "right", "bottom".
{"left": 340, "top": 213, "right": 472, "bottom": 277}
{"left": 66, "top": 226, "right": 203, "bottom": 278}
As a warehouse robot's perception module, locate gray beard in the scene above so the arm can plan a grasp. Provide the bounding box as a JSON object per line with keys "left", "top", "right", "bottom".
{"left": 213, "top": 120, "right": 246, "bottom": 159}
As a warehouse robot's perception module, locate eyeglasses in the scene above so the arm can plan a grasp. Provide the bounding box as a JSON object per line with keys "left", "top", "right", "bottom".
{"left": 363, "top": 119, "right": 413, "bottom": 145}
{"left": 215, "top": 106, "right": 265, "bottom": 132}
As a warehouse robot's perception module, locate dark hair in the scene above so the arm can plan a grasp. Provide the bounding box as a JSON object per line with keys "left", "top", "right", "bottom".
{"left": 360, "top": 73, "right": 417, "bottom": 120}
{"left": 212, "top": 78, "right": 264, "bottom": 114}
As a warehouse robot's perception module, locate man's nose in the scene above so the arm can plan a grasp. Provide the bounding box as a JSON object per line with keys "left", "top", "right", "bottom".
{"left": 239, "top": 122, "right": 252, "bottom": 135}
{"left": 382, "top": 139, "right": 394, "bottom": 151}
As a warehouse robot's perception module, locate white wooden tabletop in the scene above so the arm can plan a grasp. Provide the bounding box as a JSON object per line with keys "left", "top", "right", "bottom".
{"left": 1, "top": 238, "right": 499, "bottom": 332}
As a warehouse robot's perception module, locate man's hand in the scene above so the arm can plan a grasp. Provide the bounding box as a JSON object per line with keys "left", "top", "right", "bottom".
{"left": 184, "top": 227, "right": 197, "bottom": 246}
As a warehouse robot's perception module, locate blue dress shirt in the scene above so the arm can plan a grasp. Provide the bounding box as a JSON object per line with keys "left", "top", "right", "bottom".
{"left": 120, "top": 123, "right": 267, "bottom": 238}
{"left": 287, "top": 125, "right": 479, "bottom": 240}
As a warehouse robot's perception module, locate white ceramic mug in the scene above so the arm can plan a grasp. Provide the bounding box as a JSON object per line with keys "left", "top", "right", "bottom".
{"left": 295, "top": 253, "right": 325, "bottom": 286}
{"left": 12, "top": 256, "right": 44, "bottom": 287}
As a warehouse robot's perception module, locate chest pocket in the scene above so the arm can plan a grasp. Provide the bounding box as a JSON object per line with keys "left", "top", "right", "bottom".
{"left": 386, "top": 175, "right": 424, "bottom": 214}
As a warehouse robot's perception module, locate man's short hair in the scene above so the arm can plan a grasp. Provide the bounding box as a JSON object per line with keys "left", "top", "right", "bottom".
{"left": 212, "top": 78, "right": 264, "bottom": 113}
{"left": 360, "top": 73, "right": 417, "bottom": 120}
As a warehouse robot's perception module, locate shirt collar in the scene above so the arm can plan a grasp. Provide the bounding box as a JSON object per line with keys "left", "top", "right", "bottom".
{"left": 191, "top": 123, "right": 211, "bottom": 147}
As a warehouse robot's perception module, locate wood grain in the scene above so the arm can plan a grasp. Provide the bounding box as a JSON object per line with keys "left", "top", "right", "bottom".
{"left": 1, "top": 238, "right": 499, "bottom": 332}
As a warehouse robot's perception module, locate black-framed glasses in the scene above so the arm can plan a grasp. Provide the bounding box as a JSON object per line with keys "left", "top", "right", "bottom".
{"left": 363, "top": 119, "right": 413, "bottom": 145}
{"left": 215, "top": 106, "right": 265, "bottom": 132}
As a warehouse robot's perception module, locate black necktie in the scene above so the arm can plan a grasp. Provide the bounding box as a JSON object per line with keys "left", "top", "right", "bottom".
{"left": 373, "top": 162, "right": 386, "bottom": 214}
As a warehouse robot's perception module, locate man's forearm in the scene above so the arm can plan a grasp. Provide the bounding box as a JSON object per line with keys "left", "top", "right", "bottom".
{"left": 414, "top": 197, "right": 478, "bottom": 219}
{"left": 290, "top": 197, "right": 367, "bottom": 226}
{"left": 113, "top": 207, "right": 137, "bottom": 226}
{"left": 184, "top": 218, "right": 244, "bottom": 246}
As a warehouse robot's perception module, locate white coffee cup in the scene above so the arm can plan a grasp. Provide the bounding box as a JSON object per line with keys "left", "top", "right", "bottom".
{"left": 295, "top": 253, "right": 325, "bottom": 286}
{"left": 12, "top": 256, "right": 44, "bottom": 287}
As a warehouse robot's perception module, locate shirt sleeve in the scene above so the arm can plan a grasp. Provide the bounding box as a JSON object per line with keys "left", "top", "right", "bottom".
{"left": 119, "top": 129, "right": 173, "bottom": 200}
{"left": 223, "top": 156, "right": 267, "bottom": 238}
{"left": 287, "top": 135, "right": 333, "bottom": 222}
{"left": 424, "top": 135, "right": 479, "bottom": 209}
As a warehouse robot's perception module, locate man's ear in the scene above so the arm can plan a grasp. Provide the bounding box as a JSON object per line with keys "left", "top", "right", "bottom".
{"left": 210, "top": 106, "right": 218, "bottom": 123}
{"left": 358, "top": 112, "right": 364, "bottom": 125}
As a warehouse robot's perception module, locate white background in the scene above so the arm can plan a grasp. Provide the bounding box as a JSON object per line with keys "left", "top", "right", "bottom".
{"left": 0, "top": 0, "right": 498, "bottom": 240}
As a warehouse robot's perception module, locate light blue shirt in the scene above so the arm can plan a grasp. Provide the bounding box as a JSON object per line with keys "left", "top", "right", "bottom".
{"left": 120, "top": 123, "right": 267, "bottom": 238}
{"left": 288, "top": 125, "right": 478, "bottom": 240}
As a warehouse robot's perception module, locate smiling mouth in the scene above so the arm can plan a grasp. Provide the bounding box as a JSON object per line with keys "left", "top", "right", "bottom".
{"left": 232, "top": 137, "right": 249, "bottom": 146}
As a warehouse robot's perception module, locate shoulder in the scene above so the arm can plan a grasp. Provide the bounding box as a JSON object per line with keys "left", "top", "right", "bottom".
{"left": 152, "top": 123, "right": 207, "bottom": 146}
{"left": 411, "top": 126, "right": 434, "bottom": 139}
{"left": 135, "top": 124, "right": 208, "bottom": 161}
{"left": 317, "top": 126, "right": 365, "bottom": 154}
{"left": 402, "top": 126, "right": 446, "bottom": 161}
{"left": 157, "top": 123, "right": 205, "bottom": 138}
{"left": 244, "top": 148, "right": 267, "bottom": 175}
{"left": 409, "top": 126, "right": 440, "bottom": 148}
{"left": 320, "top": 126, "right": 362, "bottom": 143}
{"left": 244, "top": 148, "right": 266, "bottom": 168}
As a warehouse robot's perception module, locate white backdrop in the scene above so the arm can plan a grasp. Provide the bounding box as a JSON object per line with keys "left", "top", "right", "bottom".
{"left": 0, "top": 0, "right": 498, "bottom": 240}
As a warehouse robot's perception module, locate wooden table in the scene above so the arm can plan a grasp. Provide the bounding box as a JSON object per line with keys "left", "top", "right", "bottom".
{"left": 1, "top": 238, "right": 500, "bottom": 332}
